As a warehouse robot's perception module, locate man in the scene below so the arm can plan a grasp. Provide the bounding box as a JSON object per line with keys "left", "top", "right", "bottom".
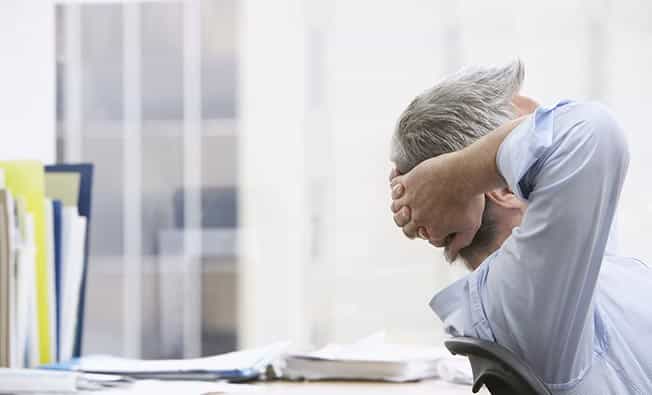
{"left": 389, "top": 60, "right": 652, "bottom": 394}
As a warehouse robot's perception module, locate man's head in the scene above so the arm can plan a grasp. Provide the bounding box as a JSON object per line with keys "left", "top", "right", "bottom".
{"left": 390, "top": 60, "right": 535, "bottom": 269}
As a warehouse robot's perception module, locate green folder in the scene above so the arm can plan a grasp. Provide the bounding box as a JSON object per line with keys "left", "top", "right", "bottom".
{"left": 0, "top": 161, "right": 52, "bottom": 364}
{"left": 45, "top": 173, "right": 80, "bottom": 208}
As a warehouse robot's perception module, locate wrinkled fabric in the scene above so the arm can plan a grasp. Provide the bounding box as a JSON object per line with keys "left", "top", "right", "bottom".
{"left": 430, "top": 101, "right": 652, "bottom": 394}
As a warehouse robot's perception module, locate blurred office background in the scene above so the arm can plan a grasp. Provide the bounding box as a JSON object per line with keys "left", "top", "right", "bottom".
{"left": 2, "top": 0, "right": 651, "bottom": 359}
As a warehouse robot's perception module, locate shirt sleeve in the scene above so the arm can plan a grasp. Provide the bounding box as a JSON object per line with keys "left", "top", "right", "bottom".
{"left": 484, "top": 101, "right": 629, "bottom": 387}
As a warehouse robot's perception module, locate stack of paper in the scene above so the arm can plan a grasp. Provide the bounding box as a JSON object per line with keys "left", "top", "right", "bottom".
{"left": 0, "top": 368, "right": 130, "bottom": 393}
{"left": 0, "top": 369, "right": 259, "bottom": 394}
{"left": 283, "top": 333, "right": 473, "bottom": 383}
{"left": 47, "top": 342, "right": 290, "bottom": 382}
{"left": 0, "top": 188, "right": 14, "bottom": 367}
{"left": 0, "top": 162, "right": 94, "bottom": 368}
{"left": 87, "top": 380, "right": 259, "bottom": 394}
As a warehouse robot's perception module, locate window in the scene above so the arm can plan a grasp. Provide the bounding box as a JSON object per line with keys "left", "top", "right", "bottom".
{"left": 56, "top": 0, "right": 239, "bottom": 358}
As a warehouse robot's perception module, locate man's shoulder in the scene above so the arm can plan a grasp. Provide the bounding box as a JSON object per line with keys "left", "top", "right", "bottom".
{"left": 553, "top": 100, "right": 619, "bottom": 130}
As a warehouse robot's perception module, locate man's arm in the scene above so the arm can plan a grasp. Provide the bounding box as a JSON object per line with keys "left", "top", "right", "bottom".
{"left": 487, "top": 102, "right": 629, "bottom": 385}
{"left": 394, "top": 101, "right": 630, "bottom": 385}
{"left": 390, "top": 116, "right": 527, "bottom": 257}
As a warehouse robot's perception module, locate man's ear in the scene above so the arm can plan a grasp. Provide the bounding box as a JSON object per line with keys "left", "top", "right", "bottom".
{"left": 486, "top": 188, "right": 522, "bottom": 209}
{"left": 512, "top": 95, "right": 538, "bottom": 116}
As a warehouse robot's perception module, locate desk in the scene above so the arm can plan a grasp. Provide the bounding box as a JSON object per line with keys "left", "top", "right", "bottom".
{"left": 89, "top": 380, "right": 489, "bottom": 394}
{"left": 245, "top": 380, "right": 489, "bottom": 394}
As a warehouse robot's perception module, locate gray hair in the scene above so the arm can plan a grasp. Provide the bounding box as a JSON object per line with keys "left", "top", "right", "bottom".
{"left": 391, "top": 60, "right": 525, "bottom": 174}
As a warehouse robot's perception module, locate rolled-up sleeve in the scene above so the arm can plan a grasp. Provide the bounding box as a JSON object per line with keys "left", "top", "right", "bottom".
{"left": 481, "top": 101, "right": 629, "bottom": 388}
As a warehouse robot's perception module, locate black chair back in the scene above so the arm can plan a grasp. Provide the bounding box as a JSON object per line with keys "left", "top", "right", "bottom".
{"left": 444, "top": 337, "right": 551, "bottom": 395}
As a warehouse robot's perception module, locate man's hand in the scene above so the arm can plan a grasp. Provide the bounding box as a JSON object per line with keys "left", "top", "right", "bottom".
{"left": 389, "top": 117, "right": 524, "bottom": 260}
{"left": 389, "top": 153, "right": 485, "bottom": 261}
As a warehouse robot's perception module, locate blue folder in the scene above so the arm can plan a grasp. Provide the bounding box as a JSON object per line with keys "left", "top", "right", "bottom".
{"left": 42, "top": 358, "right": 261, "bottom": 382}
{"left": 51, "top": 199, "right": 63, "bottom": 362}
{"left": 40, "top": 342, "right": 291, "bottom": 383}
{"left": 45, "top": 164, "right": 94, "bottom": 358}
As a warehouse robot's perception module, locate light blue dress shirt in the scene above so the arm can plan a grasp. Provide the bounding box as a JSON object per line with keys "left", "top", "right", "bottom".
{"left": 430, "top": 100, "right": 652, "bottom": 394}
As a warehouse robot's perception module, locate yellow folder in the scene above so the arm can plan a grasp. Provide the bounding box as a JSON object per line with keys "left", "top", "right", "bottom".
{"left": 0, "top": 161, "right": 51, "bottom": 364}
{"left": 45, "top": 173, "right": 80, "bottom": 208}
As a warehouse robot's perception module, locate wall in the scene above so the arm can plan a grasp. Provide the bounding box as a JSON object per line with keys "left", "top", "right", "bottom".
{"left": 328, "top": 0, "right": 466, "bottom": 345}
{"left": 238, "top": 0, "right": 652, "bottom": 349}
{"left": 238, "top": 0, "right": 310, "bottom": 348}
{"left": 0, "top": 1, "right": 56, "bottom": 163}
{"left": 309, "top": 0, "right": 652, "bottom": 346}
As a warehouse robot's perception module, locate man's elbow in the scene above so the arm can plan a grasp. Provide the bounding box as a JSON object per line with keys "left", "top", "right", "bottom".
{"left": 587, "top": 102, "right": 630, "bottom": 173}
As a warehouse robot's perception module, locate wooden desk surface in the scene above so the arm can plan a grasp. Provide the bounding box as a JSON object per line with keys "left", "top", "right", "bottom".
{"left": 236, "top": 380, "right": 489, "bottom": 394}
{"left": 86, "top": 379, "right": 490, "bottom": 394}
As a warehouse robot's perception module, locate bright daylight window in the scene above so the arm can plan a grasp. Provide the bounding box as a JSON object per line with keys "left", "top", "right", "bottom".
{"left": 55, "top": 0, "right": 239, "bottom": 359}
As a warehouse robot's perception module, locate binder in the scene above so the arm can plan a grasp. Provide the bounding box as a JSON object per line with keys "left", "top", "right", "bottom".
{"left": 58, "top": 209, "right": 86, "bottom": 362}
{"left": 0, "top": 190, "right": 12, "bottom": 367}
{"left": 0, "top": 163, "right": 94, "bottom": 366}
{"left": 45, "top": 164, "right": 93, "bottom": 358}
{"left": 44, "top": 199, "right": 57, "bottom": 363}
{"left": 51, "top": 200, "right": 62, "bottom": 362}
{"left": 0, "top": 161, "right": 52, "bottom": 364}
{"left": 15, "top": 201, "right": 38, "bottom": 367}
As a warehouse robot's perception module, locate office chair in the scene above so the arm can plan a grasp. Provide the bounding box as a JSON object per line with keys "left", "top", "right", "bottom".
{"left": 445, "top": 337, "right": 551, "bottom": 395}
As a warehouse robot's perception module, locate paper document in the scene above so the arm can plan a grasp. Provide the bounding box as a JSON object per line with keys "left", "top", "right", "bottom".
{"left": 283, "top": 332, "right": 472, "bottom": 384}
{"left": 0, "top": 368, "right": 129, "bottom": 393}
{"left": 83, "top": 380, "right": 259, "bottom": 394}
{"left": 51, "top": 342, "right": 290, "bottom": 381}
{"left": 59, "top": 209, "right": 87, "bottom": 362}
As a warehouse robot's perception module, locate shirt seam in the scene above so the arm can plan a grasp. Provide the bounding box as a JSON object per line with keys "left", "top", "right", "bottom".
{"left": 593, "top": 308, "right": 643, "bottom": 395}
{"left": 630, "top": 257, "right": 650, "bottom": 269}
{"left": 544, "top": 361, "right": 592, "bottom": 391}
{"left": 496, "top": 100, "right": 573, "bottom": 201}
{"left": 496, "top": 119, "right": 529, "bottom": 199}
{"left": 468, "top": 248, "right": 597, "bottom": 392}
{"left": 597, "top": 352, "right": 643, "bottom": 395}
{"left": 468, "top": 264, "right": 495, "bottom": 342}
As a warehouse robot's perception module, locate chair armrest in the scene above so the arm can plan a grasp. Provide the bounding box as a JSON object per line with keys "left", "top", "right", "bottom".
{"left": 445, "top": 337, "right": 551, "bottom": 395}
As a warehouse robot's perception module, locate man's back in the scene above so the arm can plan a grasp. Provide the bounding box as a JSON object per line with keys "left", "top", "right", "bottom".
{"left": 593, "top": 255, "right": 652, "bottom": 393}
{"left": 431, "top": 101, "right": 652, "bottom": 394}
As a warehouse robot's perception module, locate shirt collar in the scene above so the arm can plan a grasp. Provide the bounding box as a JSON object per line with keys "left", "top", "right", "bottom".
{"left": 429, "top": 101, "right": 572, "bottom": 324}
{"left": 429, "top": 250, "right": 500, "bottom": 323}
{"left": 429, "top": 275, "right": 469, "bottom": 322}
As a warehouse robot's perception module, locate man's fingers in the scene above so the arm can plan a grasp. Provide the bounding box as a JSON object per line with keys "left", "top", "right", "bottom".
{"left": 417, "top": 227, "right": 429, "bottom": 240}
{"left": 389, "top": 167, "right": 400, "bottom": 182}
{"left": 391, "top": 183, "right": 404, "bottom": 199}
{"left": 393, "top": 206, "right": 411, "bottom": 227}
{"left": 390, "top": 174, "right": 403, "bottom": 188}
{"left": 426, "top": 226, "right": 447, "bottom": 244}
{"left": 390, "top": 197, "right": 407, "bottom": 213}
{"left": 402, "top": 221, "right": 418, "bottom": 239}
